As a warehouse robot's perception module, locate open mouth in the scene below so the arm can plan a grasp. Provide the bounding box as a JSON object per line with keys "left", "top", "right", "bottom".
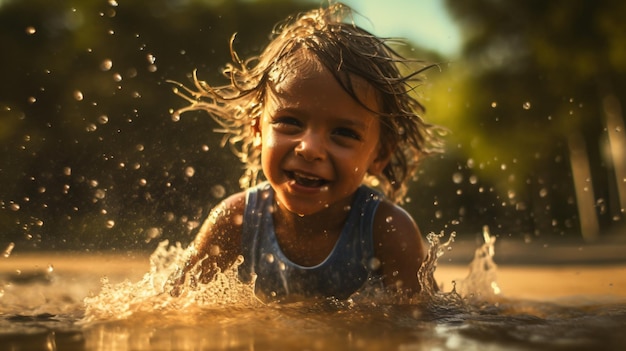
{"left": 286, "top": 171, "right": 328, "bottom": 188}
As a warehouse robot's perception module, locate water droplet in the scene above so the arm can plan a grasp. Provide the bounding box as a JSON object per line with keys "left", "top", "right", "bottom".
{"left": 86, "top": 123, "right": 97, "bottom": 132}
{"left": 452, "top": 172, "right": 463, "bottom": 184}
{"left": 100, "top": 59, "right": 113, "bottom": 71}
{"left": 490, "top": 101, "right": 497, "bottom": 108}
{"left": 596, "top": 198, "right": 607, "bottom": 215}
{"left": 144, "top": 227, "right": 162, "bottom": 243}
{"left": 25, "top": 26, "right": 36, "bottom": 35}
{"left": 368, "top": 257, "right": 381, "bottom": 270}
{"left": 138, "top": 178, "right": 147, "bottom": 186}
{"left": 63, "top": 167, "right": 72, "bottom": 176}
{"left": 469, "top": 175, "right": 478, "bottom": 185}
{"left": 2, "top": 242, "right": 15, "bottom": 258}
{"left": 522, "top": 101, "right": 531, "bottom": 110}
{"left": 184, "top": 166, "right": 195, "bottom": 178}
{"left": 211, "top": 185, "right": 226, "bottom": 199}
{"left": 9, "top": 203, "right": 20, "bottom": 211}
{"left": 105, "top": 220, "right": 115, "bottom": 228}
{"left": 385, "top": 216, "right": 393, "bottom": 223}
{"left": 73, "top": 90, "right": 84, "bottom": 101}
{"left": 94, "top": 189, "right": 106, "bottom": 199}
{"left": 98, "top": 115, "right": 109, "bottom": 124}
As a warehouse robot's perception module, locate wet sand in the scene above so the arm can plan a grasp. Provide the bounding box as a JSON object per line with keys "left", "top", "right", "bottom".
{"left": 436, "top": 264, "right": 626, "bottom": 302}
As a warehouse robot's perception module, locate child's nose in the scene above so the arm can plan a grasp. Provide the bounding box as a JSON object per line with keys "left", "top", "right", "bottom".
{"left": 294, "top": 132, "right": 325, "bottom": 161}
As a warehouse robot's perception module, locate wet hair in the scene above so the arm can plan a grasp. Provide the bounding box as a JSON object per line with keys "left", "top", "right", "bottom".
{"left": 172, "top": 2, "right": 443, "bottom": 203}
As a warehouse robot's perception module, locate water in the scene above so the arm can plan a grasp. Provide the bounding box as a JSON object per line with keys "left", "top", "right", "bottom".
{"left": 1, "top": 233, "right": 625, "bottom": 351}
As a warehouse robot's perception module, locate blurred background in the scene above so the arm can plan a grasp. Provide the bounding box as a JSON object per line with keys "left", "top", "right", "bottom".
{"left": 1, "top": 0, "right": 624, "bottom": 259}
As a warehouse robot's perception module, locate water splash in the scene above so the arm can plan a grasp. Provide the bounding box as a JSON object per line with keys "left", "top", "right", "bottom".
{"left": 82, "top": 241, "right": 260, "bottom": 323}
{"left": 414, "top": 226, "right": 502, "bottom": 311}
{"left": 454, "top": 226, "right": 501, "bottom": 301}
{"left": 83, "top": 228, "right": 502, "bottom": 322}
{"left": 415, "top": 231, "right": 466, "bottom": 310}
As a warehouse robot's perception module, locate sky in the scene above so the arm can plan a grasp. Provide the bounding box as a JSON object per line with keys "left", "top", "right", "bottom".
{"left": 319, "top": 0, "right": 462, "bottom": 57}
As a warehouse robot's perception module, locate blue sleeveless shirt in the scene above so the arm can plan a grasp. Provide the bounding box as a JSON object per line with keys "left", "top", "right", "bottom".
{"left": 239, "top": 182, "right": 383, "bottom": 301}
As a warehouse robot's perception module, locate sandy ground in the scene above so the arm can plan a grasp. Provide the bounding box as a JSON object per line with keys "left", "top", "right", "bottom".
{"left": 435, "top": 264, "right": 626, "bottom": 302}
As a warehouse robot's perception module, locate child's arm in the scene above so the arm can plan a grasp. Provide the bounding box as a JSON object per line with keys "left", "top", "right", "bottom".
{"left": 169, "top": 192, "right": 246, "bottom": 295}
{"left": 373, "top": 201, "right": 428, "bottom": 295}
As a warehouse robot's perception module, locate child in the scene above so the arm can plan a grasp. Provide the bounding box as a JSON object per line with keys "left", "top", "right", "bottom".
{"left": 169, "top": 3, "right": 441, "bottom": 301}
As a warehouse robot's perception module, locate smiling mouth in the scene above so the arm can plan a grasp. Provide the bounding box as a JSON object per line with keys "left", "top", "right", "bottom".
{"left": 286, "top": 171, "right": 328, "bottom": 188}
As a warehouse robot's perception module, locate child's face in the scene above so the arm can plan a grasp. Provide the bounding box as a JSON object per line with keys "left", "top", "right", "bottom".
{"left": 257, "top": 55, "right": 388, "bottom": 216}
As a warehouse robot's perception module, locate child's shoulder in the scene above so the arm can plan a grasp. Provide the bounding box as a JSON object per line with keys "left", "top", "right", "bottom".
{"left": 204, "top": 190, "right": 247, "bottom": 231}
{"left": 219, "top": 190, "right": 247, "bottom": 213}
{"left": 374, "top": 199, "right": 418, "bottom": 231}
{"left": 372, "top": 199, "right": 420, "bottom": 246}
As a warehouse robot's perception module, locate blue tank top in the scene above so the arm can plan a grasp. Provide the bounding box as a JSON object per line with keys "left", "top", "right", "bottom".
{"left": 239, "top": 182, "right": 383, "bottom": 301}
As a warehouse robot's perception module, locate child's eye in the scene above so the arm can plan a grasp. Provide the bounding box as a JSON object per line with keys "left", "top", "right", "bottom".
{"left": 332, "top": 127, "right": 361, "bottom": 141}
{"left": 270, "top": 116, "right": 302, "bottom": 133}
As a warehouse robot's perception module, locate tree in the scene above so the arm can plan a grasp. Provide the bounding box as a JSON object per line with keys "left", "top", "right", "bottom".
{"left": 435, "top": 0, "right": 626, "bottom": 241}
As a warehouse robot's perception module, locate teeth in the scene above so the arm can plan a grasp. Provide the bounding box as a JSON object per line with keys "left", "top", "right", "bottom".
{"left": 294, "top": 172, "right": 320, "bottom": 181}
{"left": 292, "top": 172, "right": 325, "bottom": 187}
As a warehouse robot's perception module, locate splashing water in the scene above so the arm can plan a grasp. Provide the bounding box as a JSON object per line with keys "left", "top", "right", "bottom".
{"left": 82, "top": 229, "right": 501, "bottom": 323}
{"left": 82, "top": 241, "right": 261, "bottom": 323}
{"left": 454, "top": 225, "right": 501, "bottom": 300}
{"left": 4, "top": 230, "right": 625, "bottom": 350}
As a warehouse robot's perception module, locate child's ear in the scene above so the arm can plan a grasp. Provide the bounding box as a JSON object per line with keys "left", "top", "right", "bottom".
{"left": 251, "top": 117, "right": 261, "bottom": 135}
{"left": 368, "top": 144, "right": 393, "bottom": 175}
{"left": 252, "top": 117, "right": 262, "bottom": 148}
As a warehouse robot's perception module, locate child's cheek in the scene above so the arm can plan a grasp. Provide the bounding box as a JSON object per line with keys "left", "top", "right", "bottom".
{"left": 261, "top": 133, "right": 280, "bottom": 150}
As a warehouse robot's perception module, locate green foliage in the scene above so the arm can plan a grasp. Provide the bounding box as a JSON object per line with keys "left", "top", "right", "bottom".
{"left": 423, "top": 0, "right": 626, "bottom": 239}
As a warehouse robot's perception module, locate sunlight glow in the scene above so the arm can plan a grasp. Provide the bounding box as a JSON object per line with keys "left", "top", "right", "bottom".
{"left": 337, "top": 0, "right": 461, "bottom": 57}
